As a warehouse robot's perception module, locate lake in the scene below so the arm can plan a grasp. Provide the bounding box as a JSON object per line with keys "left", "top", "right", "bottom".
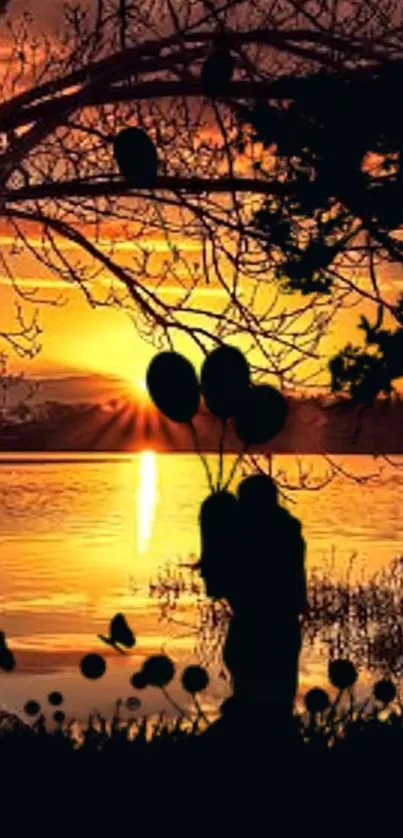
{"left": 0, "top": 451, "right": 402, "bottom": 721}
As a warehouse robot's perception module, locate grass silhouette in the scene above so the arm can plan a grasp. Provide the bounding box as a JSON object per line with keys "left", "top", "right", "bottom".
{"left": 1, "top": 667, "right": 402, "bottom": 755}
{"left": 1, "top": 663, "right": 400, "bottom": 824}
{"left": 150, "top": 555, "right": 403, "bottom": 678}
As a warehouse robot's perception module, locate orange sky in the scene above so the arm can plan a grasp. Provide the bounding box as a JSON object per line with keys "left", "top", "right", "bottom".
{"left": 0, "top": 218, "right": 369, "bottom": 393}
{"left": 1, "top": 2, "right": 402, "bottom": 398}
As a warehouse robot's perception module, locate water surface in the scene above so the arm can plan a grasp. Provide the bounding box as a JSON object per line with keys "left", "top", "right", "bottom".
{"left": 0, "top": 452, "right": 402, "bottom": 719}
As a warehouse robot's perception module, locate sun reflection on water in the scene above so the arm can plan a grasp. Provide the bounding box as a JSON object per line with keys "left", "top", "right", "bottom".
{"left": 137, "top": 450, "right": 158, "bottom": 554}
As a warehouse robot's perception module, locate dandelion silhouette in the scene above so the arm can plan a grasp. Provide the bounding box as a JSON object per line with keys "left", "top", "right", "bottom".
{"left": 24, "top": 700, "right": 41, "bottom": 717}
{"left": 130, "top": 671, "right": 148, "bottom": 690}
{"left": 181, "top": 665, "right": 209, "bottom": 694}
{"left": 48, "top": 691, "right": 64, "bottom": 707}
{"left": 53, "top": 711, "right": 65, "bottom": 725}
{"left": 113, "top": 126, "right": 158, "bottom": 186}
{"left": 141, "top": 655, "right": 175, "bottom": 688}
{"left": 305, "top": 688, "right": 330, "bottom": 715}
{"left": 373, "top": 678, "right": 397, "bottom": 706}
{"left": 0, "top": 630, "right": 16, "bottom": 672}
{"left": 98, "top": 613, "right": 135, "bottom": 655}
{"left": 125, "top": 696, "right": 142, "bottom": 712}
{"left": 328, "top": 659, "right": 358, "bottom": 690}
{"left": 24, "top": 690, "right": 65, "bottom": 721}
{"left": 80, "top": 653, "right": 106, "bottom": 680}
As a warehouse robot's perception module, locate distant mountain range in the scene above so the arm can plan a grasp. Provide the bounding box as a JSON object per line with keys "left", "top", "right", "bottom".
{"left": 3, "top": 373, "right": 134, "bottom": 406}
{"left": 0, "top": 372, "right": 402, "bottom": 453}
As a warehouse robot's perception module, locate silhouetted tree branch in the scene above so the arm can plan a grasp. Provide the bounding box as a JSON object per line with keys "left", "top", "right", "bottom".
{"left": 1, "top": 0, "right": 403, "bottom": 398}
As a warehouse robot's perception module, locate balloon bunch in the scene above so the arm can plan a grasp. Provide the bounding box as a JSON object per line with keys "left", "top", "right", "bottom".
{"left": 146, "top": 346, "right": 287, "bottom": 490}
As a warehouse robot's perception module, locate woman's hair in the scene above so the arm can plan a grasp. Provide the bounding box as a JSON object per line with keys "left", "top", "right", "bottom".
{"left": 198, "top": 490, "right": 240, "bottom": 598}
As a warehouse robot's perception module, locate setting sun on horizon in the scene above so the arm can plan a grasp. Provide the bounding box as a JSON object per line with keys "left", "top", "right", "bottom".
{"left": 133, "top": 376, "right": 150, "bottom": 401}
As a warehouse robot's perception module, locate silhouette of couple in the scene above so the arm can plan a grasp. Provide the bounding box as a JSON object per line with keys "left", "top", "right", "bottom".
{"left": 198, "top": 474, "right": 307, "bottom": 724}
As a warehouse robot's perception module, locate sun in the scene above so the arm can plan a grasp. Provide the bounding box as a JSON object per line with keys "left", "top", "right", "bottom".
{"left": 131, "top": 376, "right": 149, "bottom": 401}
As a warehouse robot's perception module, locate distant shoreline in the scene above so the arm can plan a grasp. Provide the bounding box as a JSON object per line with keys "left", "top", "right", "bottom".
{"left": 0, "top": 453, "right": 138, "bottom": 464}
{"left": 0, "top": 451, "right": 402, "bottom": 464}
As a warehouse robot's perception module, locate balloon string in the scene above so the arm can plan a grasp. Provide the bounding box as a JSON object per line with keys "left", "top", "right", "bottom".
{"left": 189, "top": 421, "right": 214, "bottom": 493}
{"left": 223, "top": 447, "right": 247, "bottom": 491}
{"left": 216, "top": 419, "right": 227, "bottom": 491}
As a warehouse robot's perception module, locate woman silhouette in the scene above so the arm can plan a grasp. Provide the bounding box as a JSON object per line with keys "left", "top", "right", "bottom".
{"left": 198, "top": 490, "right": 241, "bottom": 601}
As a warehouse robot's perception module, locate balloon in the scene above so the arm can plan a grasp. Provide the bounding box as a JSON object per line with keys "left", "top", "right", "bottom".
{"left": 146, "top": 351, "right": 199, "bottom": 423}
{"left": 201, "top": 49, "right": 235, "bottom": 97}
{"left": 235, "top": 385, "right": 287, "bottom": 446}
{"left": 201, "top": 346, "right": 250, "bottom": 418}
{"left": 113, "top": 127, "right": 158, "bottom": 186}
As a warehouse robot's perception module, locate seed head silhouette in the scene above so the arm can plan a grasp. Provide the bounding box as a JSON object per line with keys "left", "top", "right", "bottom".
{"left": 130, "top": 670, "right": 148, "bottom": 690}
{"left": 181, "top": 665, "right": 209, "bottom": 694}
{"left": 80, "top": 653, "right": 106, "bottom": 680}
{"left": 125, "top": 696, "right": 142, "bottom": 712}
{"left": 24, "top": 700, "right": 41, "bottom": 717}
{"left": 98, "top": 613, "right": 136, "bottom": 655}
{"left": 328, "top": 659, "right": 358, "bottom": 690}
{"left": 305, "top": 688, "right": 330, "bottom": 715}
{"left": 373, "top": 678, "right": 397, "bottom": 706}
{"left": 48, "top": 691, "right": 64, "bottom": 707}
{"left": 141, "top": 654, "right": 175, "bottom": 688}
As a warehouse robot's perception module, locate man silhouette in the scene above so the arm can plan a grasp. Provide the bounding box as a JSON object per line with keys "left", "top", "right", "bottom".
{"left": 222, "top": 474, "right": 307, "bottom": 719}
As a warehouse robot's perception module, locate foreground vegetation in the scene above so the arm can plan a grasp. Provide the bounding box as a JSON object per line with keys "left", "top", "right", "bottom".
{"left": 1, "top": 663, "right": 401, "bottom": 754}
{"left": 150, "top": 555, "right": 403, "bottom": 678}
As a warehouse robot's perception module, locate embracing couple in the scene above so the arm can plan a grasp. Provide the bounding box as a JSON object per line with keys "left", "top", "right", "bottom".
{"left": 198, "top": 474, "right": 307, "bottom": 721}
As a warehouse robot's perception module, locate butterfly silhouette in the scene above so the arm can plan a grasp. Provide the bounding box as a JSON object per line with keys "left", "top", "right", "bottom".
{"left": 0, "top": 631, "right": 15, "bottom": 672}
{"left": 98, "top": 614, "right": 136, "bottom": 655}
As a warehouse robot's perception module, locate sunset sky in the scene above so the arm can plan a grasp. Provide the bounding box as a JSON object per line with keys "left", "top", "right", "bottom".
{"left": 1, "top": 0, "right": 403, "bottom": 729}
{"left": 1, "top": 1, "right": 401, "bottom": 402}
